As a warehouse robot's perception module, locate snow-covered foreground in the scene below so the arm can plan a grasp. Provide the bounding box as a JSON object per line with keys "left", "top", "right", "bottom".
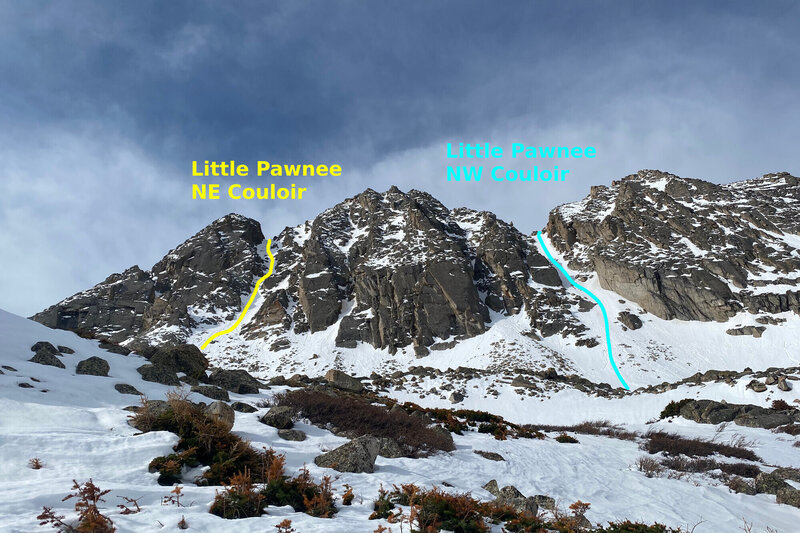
{"left": 2, "top": 308, "right": 799, "bottom": 532}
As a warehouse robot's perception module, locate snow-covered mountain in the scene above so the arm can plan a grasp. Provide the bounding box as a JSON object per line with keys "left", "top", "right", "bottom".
{"left": 6, "top": 171, "right": 800, "bottom": 532}
{"left": 32, "top": 172, "right": 800, "bottom": 391}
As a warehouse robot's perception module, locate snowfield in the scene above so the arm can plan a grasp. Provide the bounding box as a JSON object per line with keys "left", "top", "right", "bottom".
{"left": 2, "top": 308, "right": 800, "bottom": 532}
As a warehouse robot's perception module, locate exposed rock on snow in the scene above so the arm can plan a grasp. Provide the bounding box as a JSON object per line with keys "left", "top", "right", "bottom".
{"left": 324, "top": 369, "right": 363, "bottom": 392}
{"left": 231, "top": 401, "right": 257, "bottom": 413}
{"left": 278, "top": 429, "right": 307, "bottom": 441}
{"left": 75, "top": 356, "right": 110, "bottom": 376}
{"left": 314, "top": 435, "right": 381, "bottom": 473}
{"left": 30, "top": 341, "right": 59, "bottom": 356}
{"left": 618, "top": 311, "right": 643, "bottom": 330}
{"left": 495, "top": 485, "right": 538, "bottom": 514}
{"left": 32, "top": 214, "right": 267, "bottom": 347}
{"left": 191, "top": 385, "right": 230, "bottom": 401}
{"left": 678, "top": 399, "right": 796, "bottom": 428}
{"left": 474, "top": 450, "right": 504, "bottom": 461}
{"left": 726, "top": 325, "right": 766, "bottom": 337}
{"left": 448, "top": 391, "right": 464, "bottom": 403}
{"left": 547, "top": 170, "right": 800, "bottom": 322}
{"left": 29, "top": 350, "right": 65, "bottom": 369}
{"left": 137, "top": 364, "right": 180, "bottom": 385}
{"left": 203, "top": 401, "right": 235, "bottom": 431}
{"left": 114, "top": 383, "right": 142, "bottom": 395}
{"left": 207, "top": 369, "right": 262, "bottom": 394}
{"left": 260, "top": 406, "right": 297, "bottom": 429}
{"left": 144, "top": 344, "right": 209, "bottom": 379}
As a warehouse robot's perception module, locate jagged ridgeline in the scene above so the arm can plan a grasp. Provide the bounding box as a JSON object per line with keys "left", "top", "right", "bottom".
{"left": 33, "top": 187, "right": 585, "bottom": 353}
{"left": 32, "top": 171, "right": 800, "bottom": 356}
{"left": 547, "top": 170, "right": 800, "bottom": 322}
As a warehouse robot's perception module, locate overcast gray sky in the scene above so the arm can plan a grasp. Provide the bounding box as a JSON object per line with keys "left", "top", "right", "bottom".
{"left": 1, "top": 1, "right": 798, "bottom": 316}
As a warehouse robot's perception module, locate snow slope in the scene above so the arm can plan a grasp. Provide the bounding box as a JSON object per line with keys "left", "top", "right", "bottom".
{"left": 2, "top": 308, "right": 800, "bottom": 532}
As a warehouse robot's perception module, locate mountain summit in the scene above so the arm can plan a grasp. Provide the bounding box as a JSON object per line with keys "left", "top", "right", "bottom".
{"left": 546, "top": 170, "right": 800, "bottom": 322}
{"left": 33, "top": 187, "right": 591, "bottom": 354}
{"left": 31, "top": 173, "right": 800, "bottom": 385}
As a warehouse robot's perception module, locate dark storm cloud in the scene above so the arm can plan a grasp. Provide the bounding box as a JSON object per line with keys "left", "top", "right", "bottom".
{"left": 3, "top": 1, "right": 795, "bottom": 165}
{"left": 1, "top": 1, "right": 799, "bottom": 315}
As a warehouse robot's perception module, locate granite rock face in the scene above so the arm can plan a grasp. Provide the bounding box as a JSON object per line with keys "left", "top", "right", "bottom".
{"left": 241, "top": 187, "right": 582, "bottom": 353}
{"left": 546, "top": 170, "right": 800, "bottom": 322}
{"left": 32, "top": 214, "right": 266, "bottom": 348}
{"left": 32, "top": 189, "right": 585, "bottom": 356}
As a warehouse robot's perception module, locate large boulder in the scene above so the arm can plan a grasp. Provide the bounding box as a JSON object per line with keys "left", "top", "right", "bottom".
{"left": 259, "top": 406, "right": 297, "bottom": 429}
{"left": 203, "top": 401, "right": 235, "bottom": 432}
{"left": 137, "top": 364, "right": 180, "bottom": 386}
{"left": 448, "top": 391, "right": 464, "bottom": 403}
{"left": 208, "top": 369, "right": 262, "bottom": 394}
{"left": 482, "top": 480, "right": 500, "bottom": 497}
{"left": 147, "top": 344, "right": 209, "bottom": 379}
{"left": 618, "top": 311, "right": 643, "bottom": 330}
{"left": 324, "top": 369, "right": 363, "bottom": 392}
{"left": 777, "top": 488, "right": 800, "bottom": 508}
{"left": 231, "top": 401, "right": 257, "bottom": 413}
{"left": 29, "top": 351, "right": 65, "bottom": 369}
{"left": 755, "top": 472, "right": 792, "bottom": 495}
{"left": 278, "top": 429, "right": 307, "bottom": 441}
{"left": 747, "top": 379, "right": 768, "bottom": 393}
{"left": 495, "top": 485, "right": 538, "bottom": 515}
{"left": 75, "top": 356, "right": 110, "bottom": 376}
{"left": 30, "top": 341, "right": 59, "bottom": 356}
{"left": 376, "top": 437, "right": 405, "bottom": 458}
{"left": 678, "top": 399, "right": 793, "bottom": 429}
{"left": 533, "top": 495, "right": 556, "bottom": 511}
{"left": 191, "top": 385, "right": 230, "bottom": 401}
{"left": 734, "top": 408, "right": 792, "bottom": 429}
{"left": 115, "top": 383, "right": 142, "bottom": 395}
{"left": 773, "top": 467, "right": 800, "bottom": 483}
{"left": 430, "top": 425, "right": 456, "bottom": 452}
{"left": 314, "top": 436, "right": 381, "bottom": 473}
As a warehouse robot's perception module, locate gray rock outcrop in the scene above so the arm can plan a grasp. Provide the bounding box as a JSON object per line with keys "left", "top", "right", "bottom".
{"left": 278, "top": 429, "right": 307, "bottom": 441}
{"left": 231, "top": 401, "right": 257, "bottom": 413}
{"left": 324, "top": 369, "right": 363, "bottom": 392}
{"left": 546, "top": 170, "right": 800, "bottom": 323}
{"left": 208, "top": 369, "right": 262, "bottom": 394}
{"left": 29, "top": 351, "right": 65, "bottom": 369}
{"left": 137, "top": 364, "right": 180, "bottom": 386}
{"left": 115, "top": 383, "right": 142, "bottom": 395}
{"left": 191, "top": 385, "right": 230, "bottom": 401}
{"left": 203, "top": 401, "right": 235, "bottom": 431}
{"left": 313, "top": 435, "right": 381, "bottom": 473}
{"left": 31, "top": 214, "right": 267, "bottom": 348}
{"left": 618, "top": 311, "right": 643, "bottom": 330}
{"left": 259, "top": 406, "right": 296, "bottom": 429}
{"left": 144, "top": 344, "right": 209, "bottom": 379}
{"left": 495, "top": 485, "right": 538, "bottom": 515}
{"left": 678, "top": 399, "right": 796, "bottom": 429}
{"left": 75, "top": 356, "right": 110, "bottom": 376}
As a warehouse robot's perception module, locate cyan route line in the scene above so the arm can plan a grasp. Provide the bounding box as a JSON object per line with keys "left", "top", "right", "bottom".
{"left": 536, "top": 231, "right": 630, "bottom": 390}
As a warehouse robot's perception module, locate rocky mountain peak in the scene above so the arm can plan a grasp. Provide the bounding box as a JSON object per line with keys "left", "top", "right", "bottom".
{"left": 244, "top": 186, "right": 576, "bottom": 356}
{"left": 32, "top": 213, "right": 266, "bottom": 348}
{"left": 546, "top": 170, "right": 800, "bottom": 322}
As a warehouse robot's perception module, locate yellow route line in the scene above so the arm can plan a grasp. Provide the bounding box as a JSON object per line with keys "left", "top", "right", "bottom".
{"left": 200, "top": 239, "right": 275, "bottom": 350}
